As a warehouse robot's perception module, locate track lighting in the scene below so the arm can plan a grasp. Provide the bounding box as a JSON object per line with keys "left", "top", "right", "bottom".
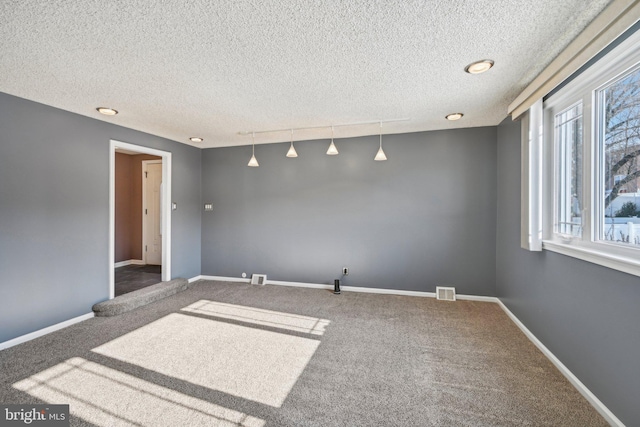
{"left": 374, "top": 122, "right": 387, "bottom": 161}
{"left": 286, "top": 129, "right": 298, "bottom": 158}
{"left": 240, "top": 118, "right": 410, "bottom": 165}
{"left": 248, "top": 132, "right": 259, "bottom": 167}
{"left": 327, "top": 126, "right": 338, "bottom": 155}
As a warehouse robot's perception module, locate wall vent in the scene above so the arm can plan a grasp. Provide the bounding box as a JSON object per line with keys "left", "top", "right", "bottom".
{"left": 436, "top": 286, "right": 456, "bottom": 301}
{"left": 251, "top": 274, "right": 267, "bottom": 285}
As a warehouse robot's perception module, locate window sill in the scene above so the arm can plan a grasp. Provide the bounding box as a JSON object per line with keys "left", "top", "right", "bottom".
{"left": 542, "top": 240, "right": 640, "bottom": 278}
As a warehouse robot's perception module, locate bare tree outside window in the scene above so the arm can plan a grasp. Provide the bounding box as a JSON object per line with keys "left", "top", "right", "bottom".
{"left": 601, "top": 67, "right": 640, "bottom": 246}
{"left": 603, "top": 68, "right": 640, "bottom": 208}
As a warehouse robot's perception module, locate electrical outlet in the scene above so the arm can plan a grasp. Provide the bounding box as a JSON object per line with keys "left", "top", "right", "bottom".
{"left": 343, "top": 267, "right": 349, "bottom": 276}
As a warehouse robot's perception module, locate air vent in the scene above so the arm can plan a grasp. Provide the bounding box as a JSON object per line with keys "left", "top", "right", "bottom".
{"left": 436, "top": 286, "right": 456, "bottom": 301}
{"left": 251, "top": 274, "right": 267, "bottom": 285}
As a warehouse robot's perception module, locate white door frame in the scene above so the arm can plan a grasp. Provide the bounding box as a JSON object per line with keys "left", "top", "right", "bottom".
{"left": 141, "top": 160, "right": 163, "bottom": 264}
{"left": 109, "top": 140, "right": 172, "bottom": 299}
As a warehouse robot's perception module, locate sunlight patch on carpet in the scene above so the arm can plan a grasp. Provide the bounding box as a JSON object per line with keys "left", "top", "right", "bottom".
{"left": 181, "top": 300, "right": 330, "bottom": 336}
{"left": 13, "top": 357, "right": 264, "bottom": 427}
{"left": 91, "top": 312, "right": 320, "bottom": 407}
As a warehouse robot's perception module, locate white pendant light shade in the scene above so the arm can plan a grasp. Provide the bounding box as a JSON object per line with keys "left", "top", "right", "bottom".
{"left": 374, "top": 122, "right": 387, "bottom": 161}
{"left": 327, "top": 140, "right": 339, "bottom": 155}
{"left": 248, "top": 132, "right": 259, "bottom": 167}
{"left": 286, "top": 129, "right": 298, "bottom": 157}
{"left": 327, "top": 126, "right": 339, "bottom": 155}
{"left": 286, "top": 144, "right": 298, "bottom": 157}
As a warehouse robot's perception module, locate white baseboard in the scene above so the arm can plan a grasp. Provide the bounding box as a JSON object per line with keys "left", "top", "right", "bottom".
{"left": 114, "top": 259, "right": 145, "bottom": 268}
{"left": 496, "top": 300, "right": 624, "bottom": 427}
{"left": 188, "top": 275, "right": 203, "bottom": 283}
{"left": 456, "top": 294, "right": 499, "bottom": 303}
{"left": 199, "top": 275, "right": 251, "bottom": 284}
{"left": 0, "top": 312, "right": 95, "bottom": 352}
{"left": 198, "top": 275, "right": 500, "bottom": 301}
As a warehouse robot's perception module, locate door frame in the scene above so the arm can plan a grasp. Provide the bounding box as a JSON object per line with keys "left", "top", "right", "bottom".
{"left": 141, "top": 159, "right": 163, "bottom": 265}
{"left": 109, "top": 140, "right": 172, "bottom": 299}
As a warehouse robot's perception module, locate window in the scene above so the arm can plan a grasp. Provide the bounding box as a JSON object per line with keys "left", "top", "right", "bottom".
{"left": 554, "top": 103, "right": 583, "bottom": 238}
{"left": 597, "top": 67, "right": 640, "bottom": 248}
{"left": 540, "top": 28, "right": 640, "bottom": 277}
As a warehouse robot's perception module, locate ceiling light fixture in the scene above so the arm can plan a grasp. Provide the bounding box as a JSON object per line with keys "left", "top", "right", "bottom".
{"left": 327, "top": 126, "right": 339, "bottom": 155}
{"left": 445, "top": 113, "right": 464, "bottom": 121}
{"left": 189, "top": 137, "right": 203, "bottom": 143}
{"left": 464, "top": 59, "right": 494, "bottom": 74}
{"left": 286, "top": 129, "right": 298, "bottom": 158}
{"left": 96, "top": 107, "right": 118, "bottom": 116}
{"left": 248, "top": 132, "right": 259, "bottom": 167}
{"left": 374, "top": 122, "right": 387, "bottom": 161}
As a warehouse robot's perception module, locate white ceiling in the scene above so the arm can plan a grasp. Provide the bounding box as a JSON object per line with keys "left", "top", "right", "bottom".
{"left": 0, "top": 0, "right": 612, "bottom": 148}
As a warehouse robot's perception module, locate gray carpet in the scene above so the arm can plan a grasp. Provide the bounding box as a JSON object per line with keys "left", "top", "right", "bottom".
{"left": 0, "top": 281, "right": 607, "bottom": 426}
{"left": 93, "top": 278, "right": 189, "bottom": 317}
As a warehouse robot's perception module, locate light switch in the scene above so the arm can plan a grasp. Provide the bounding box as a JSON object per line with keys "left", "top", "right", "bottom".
{"left": 172, "top": 202, "right": 177, "bottom": 210}
{"left": 204, "top": 203, "right": 213, "bottom": 211}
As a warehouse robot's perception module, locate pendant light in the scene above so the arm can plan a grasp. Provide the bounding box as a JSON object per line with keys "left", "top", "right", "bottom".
{"left": 327, "top": 126, "right": 339, "bottom": 155}
{"left": 248, "top": 132, "right": 259, "bottom": 167}
{"left": 374, "top": 122, "right": 387, "bottom": 161}
{"left": 286, "top": 129, "right": 298, "bottom": 157}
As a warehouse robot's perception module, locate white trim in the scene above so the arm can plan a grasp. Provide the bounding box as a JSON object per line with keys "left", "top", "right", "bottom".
{"left": 188, "top": 275, "right": 203, "bottom": 283}
{"left": 199, "top": 275, "right": 252, "bottom": 284}
{"left": 456, "top": 294, "right": 499, "bottom": 303}
{"left": 521, "top": 101, "right": 544, "bottom": 251}
{"left": 110, "top": 140, "right": 172, "bottom": 300}
{"left": 197, "top": 275, "right": 500, "bottom": 300}
{"left": 114, "top": 259, "right": 145, "bottom": 268}
{"left": 142, "top": 159, "right": 163, "bottom": 265}
{"left": 543, "top": 240, "right": 640, "bottom": 277}
{"left": 0, "top": 312, "right": 94, "bottom": 352}
{"left": 496, "top": 300, "right": 624, "bottom": 427}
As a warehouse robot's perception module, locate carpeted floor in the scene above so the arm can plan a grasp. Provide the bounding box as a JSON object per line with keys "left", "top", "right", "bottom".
{"left": 0, "top": 281, "right": 607, "bottom": 426}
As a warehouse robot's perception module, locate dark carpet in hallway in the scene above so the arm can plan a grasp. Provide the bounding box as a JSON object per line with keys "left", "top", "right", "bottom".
{"left": 114, "top": 264, "right": 161, "bottom": 296}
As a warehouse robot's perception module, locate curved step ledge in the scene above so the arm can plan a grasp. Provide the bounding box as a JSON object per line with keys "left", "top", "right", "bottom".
{"left": 93, "top": 278, "right": 189, "bottom": 317}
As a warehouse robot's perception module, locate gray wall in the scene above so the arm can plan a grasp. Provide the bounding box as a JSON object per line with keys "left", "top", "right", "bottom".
{"left": 202, "top": 128, "right": 497, "bottom": 295}
{"left": 0, "top": 92, "right": 201, "bottom": 343}
{"left": 496, "top": 118, "right": 640, "bottom": 425}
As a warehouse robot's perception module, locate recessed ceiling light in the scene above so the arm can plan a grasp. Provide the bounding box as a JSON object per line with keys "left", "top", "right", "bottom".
{"left": 445, "top": 113, "right": 464, "bottom": 121}
{"left": 189, "top": 137, "right": 203, "bottom": 143}
{"left": 96, "top": 107, "right": 118, "bottom": 116}
{"left": 464, "top": 59, "right": 494, "bottom": 74}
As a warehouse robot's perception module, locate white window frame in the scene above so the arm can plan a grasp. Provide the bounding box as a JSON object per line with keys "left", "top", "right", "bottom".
{"left": 539, "top": 28, "right": 640, "bottom": 277}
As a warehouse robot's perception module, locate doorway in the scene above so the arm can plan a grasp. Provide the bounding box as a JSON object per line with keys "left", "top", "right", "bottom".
{"left": 109, "top": 140, "right": 172, "bottom": 299}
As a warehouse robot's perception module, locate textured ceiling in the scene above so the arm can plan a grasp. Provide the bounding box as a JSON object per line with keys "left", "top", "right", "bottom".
{"left": 0, "top": 0, "right": 612, "bottom": 148}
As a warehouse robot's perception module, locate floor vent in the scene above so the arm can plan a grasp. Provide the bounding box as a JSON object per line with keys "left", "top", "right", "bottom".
{"left": 436, "top": 286, "right": 456, "bottom": 301}
{"left": 251, "top": 274, "right": 267, "bottom": 285}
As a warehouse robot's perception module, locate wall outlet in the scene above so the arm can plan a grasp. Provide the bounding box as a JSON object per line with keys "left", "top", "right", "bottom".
{"left": 342, "top": 267, "right": 349, "bottom": 276}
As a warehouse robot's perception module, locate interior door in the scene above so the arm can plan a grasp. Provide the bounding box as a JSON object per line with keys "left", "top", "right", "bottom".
{"left": 144, "top": 162, "right": 162, "bottom": 265}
